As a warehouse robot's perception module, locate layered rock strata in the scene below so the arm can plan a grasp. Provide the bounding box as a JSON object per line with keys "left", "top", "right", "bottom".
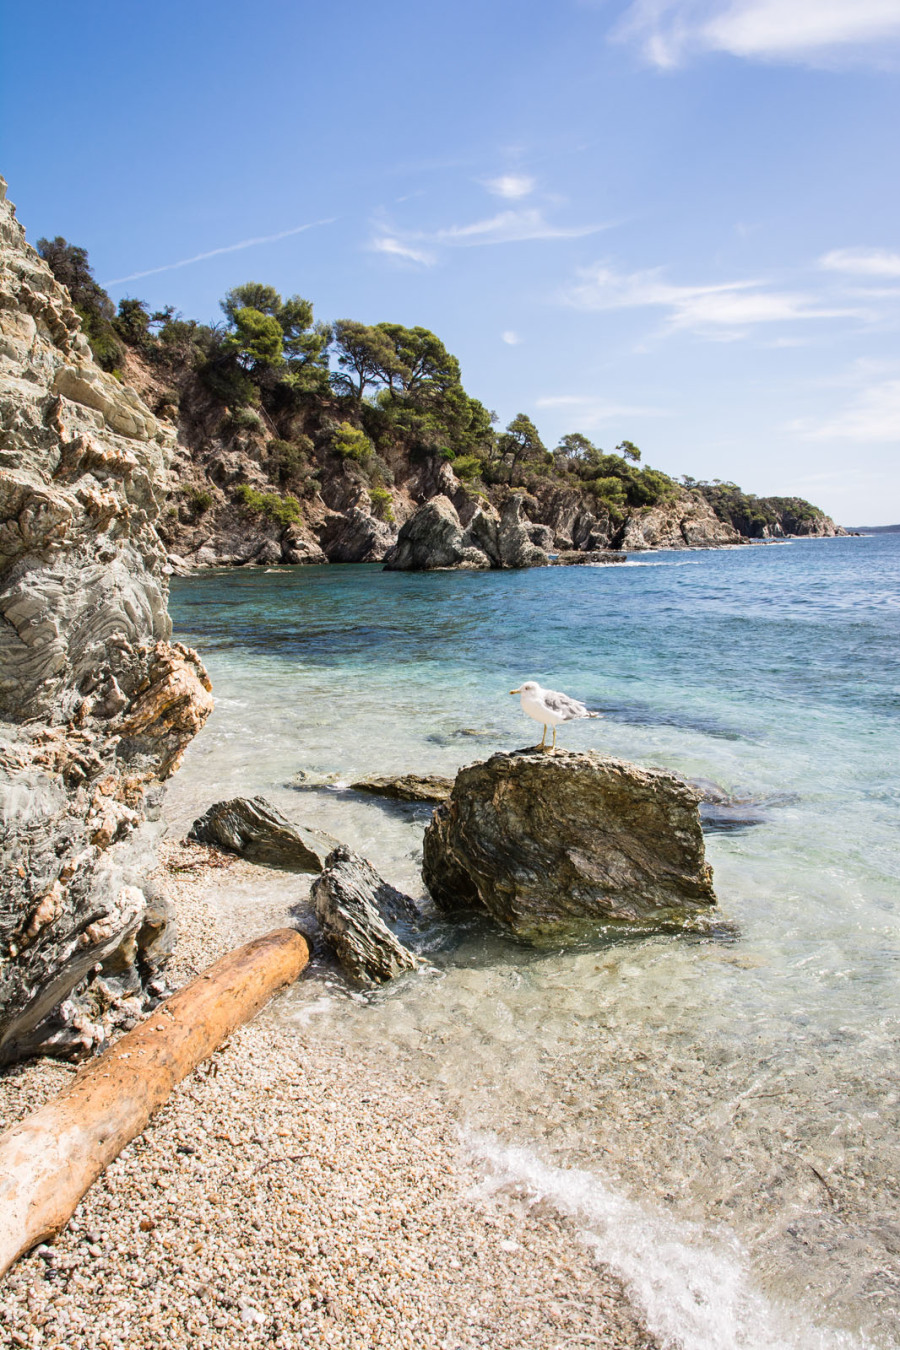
{"left": 422, "top": 749, "right": 716, "bottom": 942}
{"left": 312, "top": 846, "right": 420, "bottom": 985}
{"left": 0, "top": 179, "right": 213, "bottom": 1062}
{"left": 383, "top": 492, "right": 549, "bottom": 570}
{"left": 187, "top": 796, "right": 339, "bottom": 872}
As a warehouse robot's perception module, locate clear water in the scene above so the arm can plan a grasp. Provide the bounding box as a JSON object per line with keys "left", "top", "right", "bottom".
{"left": 165, "top": 536, "right": 900, "bottom": 1350}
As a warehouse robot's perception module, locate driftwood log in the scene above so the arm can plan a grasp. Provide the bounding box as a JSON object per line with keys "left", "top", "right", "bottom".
{"left": 0, "top": 927, "right": 309, "bottom": 1279}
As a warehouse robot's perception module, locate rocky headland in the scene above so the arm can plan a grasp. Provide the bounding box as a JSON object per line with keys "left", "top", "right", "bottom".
{"left": 23, "top": 230, "right": 843, "bottom": 575}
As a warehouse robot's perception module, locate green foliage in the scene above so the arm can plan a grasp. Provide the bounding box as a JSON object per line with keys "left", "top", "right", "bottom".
{"left": 368, "top": 487, "right": 395, "bottom": 522}
{"left": 267, "top": 436, "right": 313, "bottom": 485}
{"left": 227, "top": 406, "right": 264, "bottom": 432}
{"left": 495, "top": 413, "right": 546, "bottom": 483}
{"left": 234, "top": 484, "right": 303, "bottom": 525}
{"left": 181, "top": 485, "right": 214, "bottom": 513}
{"left": 698, "top": 482, "right": 825, "bottom": 536}
{"left": 222, "top": 283, "right": 330, "bottom": 373}
{"left": 37, "top": 236, "right": 124, "bottom": 371}
{"left": 451, "top": 454, "right": 484, "bottom": 482}
{"left": 616, "top": 439, "right": 641, "bottom": 463}
{"left": 332, "top": 421, "right": 374, "bottom": 465}
{"left": 586, "top": 476, "right": 628, "bottom": 509}
{"left": 114, "top": 297, "right": 153, "bottom": 349}
{"left": 223, "top": 307, "right": 285, "bottom": 370}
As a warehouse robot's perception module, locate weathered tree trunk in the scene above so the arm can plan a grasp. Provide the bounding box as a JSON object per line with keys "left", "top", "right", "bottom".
{"left": 0, "top": 927, "right": 309, "bottom": 1279}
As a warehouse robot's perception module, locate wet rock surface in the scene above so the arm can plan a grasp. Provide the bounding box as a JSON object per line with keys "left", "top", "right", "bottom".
{"left": 312, "top": 845, "right": 420, "bottom": 985}
{"left": 187, "top": 796, "right": 339, "bottom": 872}
{"left": 0, "top": 179, "right": 213, "bottom": 1062}
{"left": 550, "top": 549, "right": 627, "bottom": 565}
{"left": 350, "top": 773, "right": 454, "bottom": 804}
{"left": 423, "top": 749, "right": 716, "bottom": 942}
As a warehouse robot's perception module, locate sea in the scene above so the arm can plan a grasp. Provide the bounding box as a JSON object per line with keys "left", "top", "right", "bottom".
{"left": 164, "top": 534, "right": 900, "bottom": 1350}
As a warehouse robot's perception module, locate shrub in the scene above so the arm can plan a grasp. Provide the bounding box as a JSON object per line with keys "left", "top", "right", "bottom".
{"left": 267, "top": 436, "right": 312, "bottom": 485}
{"left": 369, "top": 487, "right": 395, "bottom": 522}
{"left": 234, "top": 484, "right": 303, "bottom": 526}
{"left": 227, "top": 407, "right": 264, "bottom": 433}
{"left": 332, "top": 421, "right": 374, "bottom": 465}
{"left": 181, "top": 485, "right": 213, "bottom": 514}
{"left": 452, "top": 454, "right": 483, "bottom": 482}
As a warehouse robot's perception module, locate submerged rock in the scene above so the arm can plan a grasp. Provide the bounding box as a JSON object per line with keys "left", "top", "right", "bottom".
{"left": 187, "top": 796, "right": 339, "bottom": 872}
{"left": 312, "top": 846, "right": 419, "bottom": 986}
{"left": 422, "top": 749, "right": 716, "bottom": 942}
{"left": 350, "top": 773, "right": 453, "bottom": 804}
{"left": 550, "top": 550, "right": 627, "bottom": 566}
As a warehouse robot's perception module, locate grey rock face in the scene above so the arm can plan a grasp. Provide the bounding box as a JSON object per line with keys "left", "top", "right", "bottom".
{"left": 187, "top": 796, "right": 339, "bottom": 872}
{"left": 350, "top": 773, "right": 453, "bottom": 804}
{"left": 616, "top": 499, "right": 740, "bottom": 551}
{"left": 383, "top": 492, "right": 548, "bottom": 571}
{"left": 319, "top": 504, "right": 398, "bottom": 563}
{"left": 422, "top": 749, "right": 716, "bottom": 943}
{"left": 0, "top": 179, "right": 213, "bottom": 1063}
{"left": 312, "top": 845, "right": 419, "bottom": 986}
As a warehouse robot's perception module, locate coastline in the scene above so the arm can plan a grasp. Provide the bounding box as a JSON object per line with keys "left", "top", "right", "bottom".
{"left": 0, "top": 840, "right": 658, "bottom": 1350}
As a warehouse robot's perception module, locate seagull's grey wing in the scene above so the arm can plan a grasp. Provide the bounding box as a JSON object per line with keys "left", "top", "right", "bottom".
{"left": 542, "top": 688, "right": 589, "bottom": 720}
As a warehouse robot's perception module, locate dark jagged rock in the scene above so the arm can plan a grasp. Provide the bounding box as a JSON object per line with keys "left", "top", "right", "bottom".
{"left": 350, "top": 773, "right": 453, "bottom": 804}
{"left": 312, "top": 845, "right": 419, "bottom": 986}
{"left": 187, "top": 796, "right": 339, "bottom": 872}
{"left": 0, "top": 179, "right": 213, "bottom": 1064}
{"left": 422, "top": 749, "right": 716, "bottom": 943}
{"left": 550, "top": 550, "right": 627, "bottom": 565}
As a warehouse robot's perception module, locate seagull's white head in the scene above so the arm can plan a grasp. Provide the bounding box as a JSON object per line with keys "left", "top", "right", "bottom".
{"left": 510, "top": 681, "right": 540, "bottom": 695}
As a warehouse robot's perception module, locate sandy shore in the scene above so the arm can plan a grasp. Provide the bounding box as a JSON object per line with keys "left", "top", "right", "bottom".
{"left": 0, "top": 842, "right": 658, "bottom": 1350}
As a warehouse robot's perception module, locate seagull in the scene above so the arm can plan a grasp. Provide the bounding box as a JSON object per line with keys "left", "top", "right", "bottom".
{"left": 509, "top": 681, "right": 601, "bottom": 752}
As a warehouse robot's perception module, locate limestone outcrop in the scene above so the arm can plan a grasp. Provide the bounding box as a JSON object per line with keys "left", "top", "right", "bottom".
{"left": 187, "top": 797, "right": 339, "bottom": 872}
{"left": 0, "top": 178, "right": 213, "bottom": 1063}
{"left": 312, "top": 846, "right": 419, "bottom": 985}
{"left": 422, "top": 749, "right": 716, "bottom": 943}
{"left": 615, "top": 499, "right": 740, "bottom": 551}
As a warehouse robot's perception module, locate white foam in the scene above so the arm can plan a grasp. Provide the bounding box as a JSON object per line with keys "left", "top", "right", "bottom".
{"left": 465, "top": 1132, "right": 872, "bottom": 1350}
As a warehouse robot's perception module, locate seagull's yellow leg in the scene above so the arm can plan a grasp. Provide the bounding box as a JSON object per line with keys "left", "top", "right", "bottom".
{"left": 551, "top": 726, "right": 558, "bottom": 751}
{"left": 535, "top": 724, "right": 547, "bottom": 750}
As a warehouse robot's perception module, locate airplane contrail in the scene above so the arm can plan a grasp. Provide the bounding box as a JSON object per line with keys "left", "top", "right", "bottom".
{"left": 102, "top": 218, "right": 336, "bottom": 287}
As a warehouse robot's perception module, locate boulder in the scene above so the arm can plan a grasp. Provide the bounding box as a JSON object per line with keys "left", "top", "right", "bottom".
{"left": 187, "top": 796, "right": 339, "bottom": 872}
{"left": 350, "top": 773, "right": 453, "bottom": 804}
{"left": 318, "top": 506, "right": 397, "bottom": 563}
{"left": 382, "top": 495, "right": 489, "bottom": 571}
{"left": 422, "top": 749, "right": 716, "bottom": 943}
{"left": 312, "top": 846, "right": 419, "bottom": 986}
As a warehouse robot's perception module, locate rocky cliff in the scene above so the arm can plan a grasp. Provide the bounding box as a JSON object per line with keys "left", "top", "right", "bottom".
{"left": 0, "top": 179, "right": 212, "bottom": 1063}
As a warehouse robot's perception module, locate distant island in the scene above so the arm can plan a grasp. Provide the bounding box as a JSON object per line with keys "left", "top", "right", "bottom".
{"left": 37, "top": 234, "right": 843, "bottom": 569}
{"left": 843, "top": 523, "right": 900, "bottom": 534}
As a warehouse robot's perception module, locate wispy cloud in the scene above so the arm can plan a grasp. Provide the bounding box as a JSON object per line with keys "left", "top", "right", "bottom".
{"left": 435, "top": 208, "right": 602, "bottom": 246}
{"left": 103, "top": 219, "right": 335, "bottom": 287}
{"left": 535, "top": 394, "right": 671, "bottom": 428}
{"left": 501, "top": 330, "right": 521, "bottom": 345}
{"left": 483, "top": 174, "right": 536, "bottom": 200}
{"left": 789, "top": 369, "right": 900, "bottom": 441}
{"left": 617, "top": 0, "right": 900, "bottom": 68}
{"left": 819, "top": 247, "right": 900, "bottom": 278}
{"left": 564, "top": 262, "right": 867, "bottom": 337}
{"left": 370, "top": 236, "right": 436, "bottom": 266}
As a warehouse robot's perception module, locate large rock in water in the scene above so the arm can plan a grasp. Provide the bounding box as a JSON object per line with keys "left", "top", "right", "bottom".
{"left": 422, "top": 749, "right": 716, "bottom": 942}
{"left": 0, "top": 178, "right": 213, "bottom": 1063}
{"left": 187, "top": 796, "right": 339, "bottom": 871}
{"left": 383, "top": 492, "right": 548, "bottom": 571}
{"left": 312, "top": 846, "right": 419, "bottom": 986}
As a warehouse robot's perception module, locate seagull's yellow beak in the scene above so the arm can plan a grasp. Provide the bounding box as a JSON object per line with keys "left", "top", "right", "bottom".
{"left": 510, "top": 688, "right": 521, "bottom": 695}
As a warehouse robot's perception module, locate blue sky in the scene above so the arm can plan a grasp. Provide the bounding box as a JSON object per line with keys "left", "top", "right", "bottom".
{"left": 2, "top": 0, "right": 899, "bottom": 523}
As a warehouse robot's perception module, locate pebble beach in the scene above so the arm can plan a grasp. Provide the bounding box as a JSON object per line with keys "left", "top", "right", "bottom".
{"left": 0, "top": 841, "right": 658, "bottom": 1350}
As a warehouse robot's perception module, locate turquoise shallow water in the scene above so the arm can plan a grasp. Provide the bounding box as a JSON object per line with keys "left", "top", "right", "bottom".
{"left": 167, "top": 536, "right": 900, "bottom": 1350}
